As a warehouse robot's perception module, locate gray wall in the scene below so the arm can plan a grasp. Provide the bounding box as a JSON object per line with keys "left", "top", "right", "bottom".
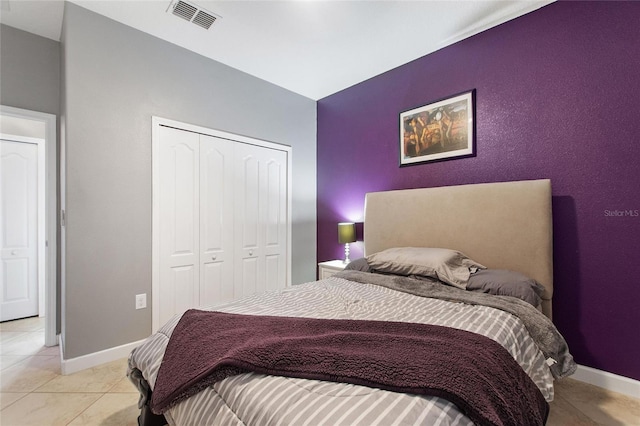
{"left": 61, "top": 3, "right": 317, "bottom": 358}
{"left": 1, "top": 24, "right": 61, "bottom": 334}
{"left": 0, "top": 24, "right": 60, "bottom": 115}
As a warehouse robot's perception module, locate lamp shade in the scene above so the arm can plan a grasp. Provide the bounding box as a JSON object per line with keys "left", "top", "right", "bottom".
{"left": 338, "top": 222, "right": 356, "bottom": 244}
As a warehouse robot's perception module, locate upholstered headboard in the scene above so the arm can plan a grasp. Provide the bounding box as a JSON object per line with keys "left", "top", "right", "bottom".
{"left": 364, "top": 179, "right": 553, "bottom": 319}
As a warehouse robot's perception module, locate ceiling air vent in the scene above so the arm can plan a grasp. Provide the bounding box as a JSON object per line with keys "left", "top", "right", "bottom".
{"left": 192, "top": 10, "right": 216, "bottom": 30}
{"left": 168, "top": 0, "right": 221, "bottom": 30}
{"left": 172, "top": 1, "right": 197, "bottom": 21}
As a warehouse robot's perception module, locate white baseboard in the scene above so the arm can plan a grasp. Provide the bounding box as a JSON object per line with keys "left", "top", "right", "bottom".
{"left": 59, "top": 335, "right": 145, "bottom": 375}
{"left": 573, "top": 364, "right": 640, "bottom": 399}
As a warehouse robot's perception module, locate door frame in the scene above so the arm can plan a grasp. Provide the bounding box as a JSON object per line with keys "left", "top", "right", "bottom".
{"left": 151, "top": 117, "right": 292, "bottom": 332}
{"left": 0, "top": 105, "right": 57, "bottom": 347}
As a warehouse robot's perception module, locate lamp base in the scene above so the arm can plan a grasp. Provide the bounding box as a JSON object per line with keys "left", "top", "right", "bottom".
{"left": 343, "top": 243, "right": 351, "bottom": 264}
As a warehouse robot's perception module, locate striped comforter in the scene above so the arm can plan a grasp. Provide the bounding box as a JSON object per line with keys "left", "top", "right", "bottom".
{"left": 129, "top": 276, "right": 555, "bottom": 426}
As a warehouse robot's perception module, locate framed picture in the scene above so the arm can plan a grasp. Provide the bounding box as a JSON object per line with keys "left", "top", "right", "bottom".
{"left": 399, "top": 90, "right": 475, "bottom": 166}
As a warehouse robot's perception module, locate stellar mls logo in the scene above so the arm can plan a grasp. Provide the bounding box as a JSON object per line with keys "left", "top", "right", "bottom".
{"left": 604, "top": 209, "right": 639, "bottom": 217}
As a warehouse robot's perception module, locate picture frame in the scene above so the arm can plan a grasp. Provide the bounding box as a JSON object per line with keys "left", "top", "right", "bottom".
{"left": 399, "top": 89, "right": 476, "bottom": 166}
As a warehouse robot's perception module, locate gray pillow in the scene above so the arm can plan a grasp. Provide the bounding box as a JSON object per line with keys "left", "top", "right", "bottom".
{"left": 467, "top": 269, "right": 545, "bottom": 307}
{"left": 344, "top": 258, "right": 371, "bottom": 272}
{"left": 366, "top": 247, "right": 485, "bottom": 289}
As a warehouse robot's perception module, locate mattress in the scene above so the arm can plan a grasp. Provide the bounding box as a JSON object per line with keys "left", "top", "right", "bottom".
{"left": 129, "top": 275, "right": 557, "bottom": 425}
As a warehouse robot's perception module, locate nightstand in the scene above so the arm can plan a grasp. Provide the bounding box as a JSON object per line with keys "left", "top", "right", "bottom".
{"left": 318, "top": 260, "right": 347, "bottom": 279}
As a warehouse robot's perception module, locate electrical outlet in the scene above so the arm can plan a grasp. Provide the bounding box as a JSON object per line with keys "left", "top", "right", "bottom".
{"left": 135, "top": 293, "right": 147, "bottom": 310}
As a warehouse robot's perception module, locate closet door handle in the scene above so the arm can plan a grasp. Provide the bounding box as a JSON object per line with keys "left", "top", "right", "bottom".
{"left": 249, "top": 250, "right": 253, "bottom": 256}
{"left": 212, "top": 255, "right": 217, "bottom": 260}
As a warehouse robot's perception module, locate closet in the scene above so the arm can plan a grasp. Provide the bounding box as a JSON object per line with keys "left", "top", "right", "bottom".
{"left": 153, "top": 121, "right": 290, "bottom": 329}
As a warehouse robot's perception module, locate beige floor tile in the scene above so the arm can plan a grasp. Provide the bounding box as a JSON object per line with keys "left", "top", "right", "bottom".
{"left": 108, "top": 375, "right": 138, "bottom": 393}
{"left": 0, "top": 355, "right": 60, "bottom": 392}
{"left": 0, "top": 392, "right": 101, "bottom": 426}
{"left": 548, "top": 393, "right": 599, "bottom": 426}
{"left": 0, "top": 392, "right": 28, "bottom": 410}
{"left": 0, "top": 331, "right": 24, "bottom": 344}
{"left": 35, "top": 358, "right": 127, "bottom": 393}
{"left": 36, "top": 345, "right": 60, "bottom": 357}
{"left": 67, "top": 393, "right": 139, "bottom": 426}
{"left": 111, "top": 357, "right": 130, "bottom": 369}
{"left": 555, "top": 378, "right": 640, "bottom": 425}
{"left": 0, "top": 317, "right": 45, "bottom": 332}
{"left": 0, "top": 355, "right": 29, "bottom": 371}
{"left": 0, "top": 332, "right": 46, "bottom": 356}
{"left": 589, "top": 395, "right": 640, "bottom": 425}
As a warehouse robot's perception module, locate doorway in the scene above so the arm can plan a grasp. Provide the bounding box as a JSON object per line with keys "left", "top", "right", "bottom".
{"left": 0, "top": 106, "right": 57, "bottom": 347}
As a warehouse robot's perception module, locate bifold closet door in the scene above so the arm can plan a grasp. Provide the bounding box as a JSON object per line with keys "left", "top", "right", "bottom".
{"left": 158, "top": 127, "right": 200, "bottom": 326}
{"left": 157, "top": 124, "right": 288, "bottom": 324}
{"left": 234, "top": 143, "right": 287, "bottom": 297}
{"left": 199, "top": 135, "right": 234, "bottom": 307}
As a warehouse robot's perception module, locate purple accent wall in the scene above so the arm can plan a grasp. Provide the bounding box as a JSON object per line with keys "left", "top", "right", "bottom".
{"left": 317, "top": 1, "right": 640, "bottom": 381}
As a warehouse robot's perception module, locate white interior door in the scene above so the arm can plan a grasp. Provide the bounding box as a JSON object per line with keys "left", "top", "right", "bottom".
{"left": 158, "top": 127, "right": 200, "bottom": 325}
{"left": 199, "top": 135, "right": 235, "bottom": 307}
{"left": 1, "top": 139, "right": 39, "bottom": 321}
{"left": 1, "top": 107, "right": 57, "bottom": 347}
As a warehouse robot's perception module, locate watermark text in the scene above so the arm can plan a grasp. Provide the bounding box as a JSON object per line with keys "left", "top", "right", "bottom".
{"left": 604, "top": 209, "right": 639, "bottom": 217}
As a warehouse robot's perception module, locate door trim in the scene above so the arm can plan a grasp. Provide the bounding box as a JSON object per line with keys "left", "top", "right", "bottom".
{"left": 0, "top": 105, "right": 57, "bottom": 347}
{"left": 151, "top": 117, "right": 292, "bottom": 332}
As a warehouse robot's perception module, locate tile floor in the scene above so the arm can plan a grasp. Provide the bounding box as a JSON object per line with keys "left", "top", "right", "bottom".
{"left": 1, "top": 316, "right": 639, "bottom": 425}
{"left": 0, "top": 317, "right": 138, "bottom": 426}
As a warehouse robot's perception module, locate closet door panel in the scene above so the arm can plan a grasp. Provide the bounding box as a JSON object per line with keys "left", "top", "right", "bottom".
{"left": 158, "top": 126, "right": 200, "bottom": 324}
{"left": 234, "top": 146, "right": 264, "bottom": 297}
{"left": 200, "top": 136, "right": 235, "bottom": 306}
{"left": 240, "top": 257, "right": 259, "bottom": 298}
{"left": 265, "top": 255, "right": 280, "bottom": 292}
{"left": 202, "top": 262, "right": 225, "bottom": 305}
{"left": 264, "top": 151, "right": 287, "bottom": 291}
{"left": 161, "top": 265, "right": 196, "bottom": 322}
{"left": 239, "top": 154, "right": 260, "bottom": 251}
{"left": 235, "top": 144, "right": 287, "bottom": 296}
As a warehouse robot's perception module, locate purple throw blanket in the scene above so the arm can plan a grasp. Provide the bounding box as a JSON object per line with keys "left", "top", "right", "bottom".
{"left": 151, "top": 310, "right": 548, "bottom": 426}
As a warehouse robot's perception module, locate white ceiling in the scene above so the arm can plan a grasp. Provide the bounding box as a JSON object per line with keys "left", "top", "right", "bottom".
{"left": 1, "top": 0, "right": 553, "bottom": 100}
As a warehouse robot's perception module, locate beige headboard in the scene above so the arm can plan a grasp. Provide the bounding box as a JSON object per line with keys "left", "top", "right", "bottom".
{"left": 364, "top": 179, "right": 553, "bottom": 319}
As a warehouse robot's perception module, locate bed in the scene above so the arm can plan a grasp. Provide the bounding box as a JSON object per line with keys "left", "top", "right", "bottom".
{"left": 128, "top": 179, "right": 576, "bottom": 426}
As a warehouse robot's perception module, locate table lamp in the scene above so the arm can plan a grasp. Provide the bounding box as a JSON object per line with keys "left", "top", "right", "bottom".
{"left": 338, "top": 222, "right": 356, "bottom": 264}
